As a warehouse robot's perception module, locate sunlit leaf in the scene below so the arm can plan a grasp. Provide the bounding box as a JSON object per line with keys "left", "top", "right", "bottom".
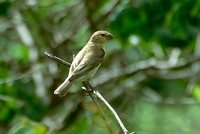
{"left": 192, "top": 85, "right": 200, "bottom": 101}
{"left": 8, "top": 43, "right": 29, "bottom": 62}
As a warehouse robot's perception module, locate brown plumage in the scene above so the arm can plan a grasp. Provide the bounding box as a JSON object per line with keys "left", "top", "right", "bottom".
{"left": 54, "top": 31, "right": 113, "bottom": 97}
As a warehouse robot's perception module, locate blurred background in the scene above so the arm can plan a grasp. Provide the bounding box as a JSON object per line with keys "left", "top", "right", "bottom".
{"left": 0, "top": 0, "right": 200, "bottom": 134}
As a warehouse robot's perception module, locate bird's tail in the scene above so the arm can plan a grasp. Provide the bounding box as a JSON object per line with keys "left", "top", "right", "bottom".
{"left": 54, "top": 78, "right": 73, "bottom": 97}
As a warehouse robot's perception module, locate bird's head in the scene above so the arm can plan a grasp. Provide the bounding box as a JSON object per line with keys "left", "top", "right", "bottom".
{"left": 90, "top": 31, "right": 113, "bottom": 43}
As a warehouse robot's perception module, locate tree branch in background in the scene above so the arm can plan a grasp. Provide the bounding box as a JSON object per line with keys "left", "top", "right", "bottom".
{"left": 96, "top": 0, "right": 122, "bottom": 25}
{"left": 83, "top": 0, "right": 122, "bottom": 32}
{"left": 142, "top": 87, "right": 199, "bottom": 105}
{"left": 83, "top": 0, "right": 98, "bottom": 32}
{"left": 44, "top": 52, "right": 135, "bottom": 134}
{"left": 12, "top": 10, "right": 48, "bottom": 103}
{"left": 93, "top": 54, "right": 200, "bottom": 87}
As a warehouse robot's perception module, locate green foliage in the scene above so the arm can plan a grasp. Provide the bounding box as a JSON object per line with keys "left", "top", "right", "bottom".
{"left": 13, "top": 82, "right": 48, "bottom": 121}
{"left": 8, "top": 116, "right": 47, "bottom": 134}
{"left": 146, "top": 79, "right": 187, "bottom": 97}
{"left": 129, "top": 99, "right": 200, "bottom": 134}
{"left": 0, "top": 0, "right": 200, "bottom": 134}
{"left": 8, "top": 43, "right": 29, "bottom": 62}
{"left": 0, "top": 102, "right": 16, "bottom": 124}
{"left": 111, "top": 0, "right": 200, "bottom": 48}
{"left": 0, "top": 1, "right": 11, "bottom": 15}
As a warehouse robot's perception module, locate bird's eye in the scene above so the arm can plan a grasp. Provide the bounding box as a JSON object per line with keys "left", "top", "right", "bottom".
{"left": 101, "top": 34, "right": 105, "bottom": 36}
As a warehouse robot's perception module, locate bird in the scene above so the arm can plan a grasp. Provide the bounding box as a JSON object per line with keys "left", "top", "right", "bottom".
{"left": 54, "top": 30, "right": 113, "bottom": 97}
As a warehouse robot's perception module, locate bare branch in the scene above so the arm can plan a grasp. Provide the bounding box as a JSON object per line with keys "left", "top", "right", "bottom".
{"left": 44, "top": 52, "right": 135, "bottom": 134}
{"left": 93, "top": 90, "right": 135, "bottom": 134}
{"left": 44, "top": 52, "right": 71, "bottom": 67}
{"left": 82, "top": 82, "right": 135, "bottom": 134}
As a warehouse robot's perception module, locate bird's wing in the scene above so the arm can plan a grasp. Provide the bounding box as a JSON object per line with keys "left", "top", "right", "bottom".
{"left": 69, "top": 46, "right": 105, "bottom": 81}
{"left": 68, "top": 47, "right": 86, "bottom": 76}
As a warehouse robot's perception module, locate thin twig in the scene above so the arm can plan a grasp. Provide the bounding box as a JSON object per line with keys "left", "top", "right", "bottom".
{"left": 93, "top": 90, "right": 135, "bottom": 134}
{"left": 44, "top": 52, "right": 71, "bottom": 67}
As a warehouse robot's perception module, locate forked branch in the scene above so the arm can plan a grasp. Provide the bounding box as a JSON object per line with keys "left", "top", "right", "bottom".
{"left": 44, "top": 52, "right": 135, "bottom": 134}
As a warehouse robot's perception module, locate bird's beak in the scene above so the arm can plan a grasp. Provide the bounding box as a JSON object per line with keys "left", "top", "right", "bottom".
{"left": 106, "top": 33, "right": 113, "bottom": 40}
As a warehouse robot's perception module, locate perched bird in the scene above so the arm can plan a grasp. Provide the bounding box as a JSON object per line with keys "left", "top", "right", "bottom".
{"left": 54, "top": 31, "right": 113, "bottom": 97}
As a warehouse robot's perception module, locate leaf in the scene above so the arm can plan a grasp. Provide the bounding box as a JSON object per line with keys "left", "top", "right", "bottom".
{"left": 192, "top": 85, "right": 200, "bottom": 101}
{"left": 8, "top": 116, "right": 47, "bottom": 134}
{"left": 8, "top": 43, "right": 29, "bottom": 62}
